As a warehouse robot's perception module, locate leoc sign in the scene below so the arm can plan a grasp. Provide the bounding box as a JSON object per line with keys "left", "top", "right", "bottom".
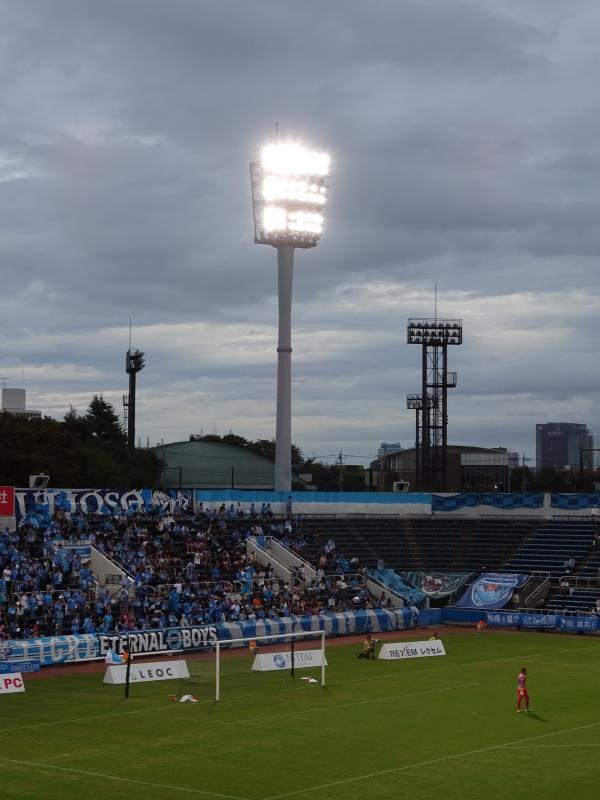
{"left": 103, "top": 660, "right": 190, "bottom": 685}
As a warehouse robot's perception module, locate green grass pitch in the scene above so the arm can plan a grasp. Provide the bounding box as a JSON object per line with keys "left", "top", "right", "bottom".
{"left": 2, "top": 630, "right": 600, "bottom": 800}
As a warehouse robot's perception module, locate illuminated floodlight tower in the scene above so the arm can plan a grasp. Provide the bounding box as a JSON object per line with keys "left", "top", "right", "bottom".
{"left": 250, "top": 142, "right": 330, "bottom": 491}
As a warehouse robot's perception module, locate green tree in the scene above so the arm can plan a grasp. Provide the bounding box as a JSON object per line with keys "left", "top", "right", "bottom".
{"left": 0, "top": 402, "right": 161, "bottom": 488}
{"left": 509, "top": 466, "right": 535, "bottom": 493}
{"left": 532, "top": 467, "right": 569, "bottom": 492}
{"left": 193, "top": 432, "right": 367, "bottom": 491}
{"left": 196, "top": 434, "right": 307, "bottom": 473}
{"left": 85, "top": 395, "right": 126, "bottom": 443}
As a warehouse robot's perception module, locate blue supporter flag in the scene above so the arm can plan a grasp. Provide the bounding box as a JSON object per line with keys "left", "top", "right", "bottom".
{"left": 104, "top": 649, "right": 123, "bottom": 665}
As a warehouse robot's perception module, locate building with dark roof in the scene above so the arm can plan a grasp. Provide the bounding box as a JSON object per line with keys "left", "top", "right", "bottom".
{"left": 369, "top": 445, "right": 518, "bottom": 493}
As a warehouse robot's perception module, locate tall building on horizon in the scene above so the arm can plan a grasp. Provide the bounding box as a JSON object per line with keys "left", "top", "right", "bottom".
{"left": 1, "top": 388, "right": 41, "bottom": 420}
{"left": 536, "top": 422, "right": 593, "bottom": 471}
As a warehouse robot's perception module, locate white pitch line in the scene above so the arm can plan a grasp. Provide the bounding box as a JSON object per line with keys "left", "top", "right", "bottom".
{"left": 0, "top": 756, "right": 250, "bottom": 800}
{"left": 262, "top": 720, "right": 600, "bottom": 800}
{"left": 1, "top": 640, "right": 598, "bottom": 737}
{"left": 0, "top": 703, "right": 172, "bottom": 735}
{"left": 0, "top": 677, "right": 468, "bottom": 736}
{"left": 134, "top": 681, "right": 481, "bottom": 729}
{"left": 206, "top": 681, "right": 482, "bottom": 724}
{"left": 325, "top": 641, "right": 600, "bottom": 689}
{"left": 503, "top": 743, "right": 600, "bottom": 749}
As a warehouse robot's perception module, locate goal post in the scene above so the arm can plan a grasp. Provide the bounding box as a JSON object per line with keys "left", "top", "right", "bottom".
{"left": 215, "top": 629, "right": 326, "bottom": 701}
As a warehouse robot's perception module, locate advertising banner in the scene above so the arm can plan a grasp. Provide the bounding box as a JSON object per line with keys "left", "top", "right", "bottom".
{"left": 0, "top": 673, "right": 25, "bottom": 694}
{"left": 103, "top": 660, "right": 190, "bottom": 685}
{"left": 0, "top": 485, "right": 15, "bottom": 516}
{"left": 0, "top": 660, "right": 40, "bottom": 674}
{"left": 251, "top": 649, "right": 327, "bottom": 672}
{"left": 15, "top": 488, "right": 193, "bottom": 522}
{"left": 453, "top": 573, "right": 529, "bottom": 609}
{"left": 558, "top": 616, "right": 599, "bottom": 632}
{"left": 483, "top": 611, "right": 600, "bottom": 631}
{"left": 97, "top": 626, "right": 218, "bottom": 658}
{"left": 378, "top": 640, "right": 446, "bottom": 660}
{"left": 3, "top": 609, "right": 407, "bottom": 668}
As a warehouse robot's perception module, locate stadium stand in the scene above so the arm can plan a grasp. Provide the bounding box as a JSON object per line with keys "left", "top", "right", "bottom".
{"left": 3, "top": 503, "right": 600, "bottom": 640}
{"left": 0, "top": 508, "right": 381, "bottom": 640}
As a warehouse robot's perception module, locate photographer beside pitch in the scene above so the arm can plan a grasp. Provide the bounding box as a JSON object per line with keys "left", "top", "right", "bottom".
{"left": 357, "top": 633, "right": 380, "bottom": 659}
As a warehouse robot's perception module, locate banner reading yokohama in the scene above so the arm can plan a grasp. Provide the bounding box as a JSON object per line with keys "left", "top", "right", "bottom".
{"left": 0, "top": 486, "right": 15, "bottom": 516}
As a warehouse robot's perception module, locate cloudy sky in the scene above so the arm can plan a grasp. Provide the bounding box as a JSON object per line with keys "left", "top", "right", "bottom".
{"left": 1, "top": 0, "right": 599, "bottom": 466}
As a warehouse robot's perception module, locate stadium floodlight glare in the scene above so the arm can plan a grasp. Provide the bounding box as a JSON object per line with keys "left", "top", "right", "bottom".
{"left": 250, "top": 139, "right": 331, "bottom": 491}
{"left": 251, "top": 142, "right": 330, "bottom": 249}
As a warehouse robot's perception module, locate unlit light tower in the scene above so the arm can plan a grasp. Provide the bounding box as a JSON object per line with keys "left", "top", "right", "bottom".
{"left": 250, "top": 141, "right": 330, "bottom": 491}
{"left": 123, "top": 347, "right": 145, "bottom": 450}
{"left": 406, "top": 319, "right": 462, "bottom": 490}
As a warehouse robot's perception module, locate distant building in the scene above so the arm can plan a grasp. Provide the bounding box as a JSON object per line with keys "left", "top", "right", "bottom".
{"left": 378, "top": 442, "right": 402, "bottom": 457}
{"left": 151, "top": 439, "right": 309, "bottom": 490}
{"left": 369, "top": 445, "right": 518, "bottom": 493}
{"left": 1, "top": 388, "right": 41, "bottom": 420}
{"left": 536, "top": 422, "right": 593, "bottom": 472}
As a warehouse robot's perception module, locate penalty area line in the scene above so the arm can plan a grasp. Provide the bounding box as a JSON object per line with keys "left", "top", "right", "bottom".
{"left": 261, "top": 720, "right": 600, "bottom": 800}
{"left": 133, "top": 681, "right": 481, "bottom": 729}
{"left": 0, "top": 703, "right": 175, "bottom": 735}
{"left": 0, "top": 756, "right": 250, "bottom": 800}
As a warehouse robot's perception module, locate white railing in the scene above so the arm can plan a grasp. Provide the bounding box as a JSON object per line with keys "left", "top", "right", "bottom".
{"left": 557, "top": 575, "right": 600, "bottom": 589}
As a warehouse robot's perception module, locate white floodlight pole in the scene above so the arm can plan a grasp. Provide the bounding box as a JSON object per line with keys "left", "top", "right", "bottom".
{"left": 251, "top": 141, "right": 329, "bottom": 494}
{"left": 275, "top": 245, "right": 294, "bottom": 491}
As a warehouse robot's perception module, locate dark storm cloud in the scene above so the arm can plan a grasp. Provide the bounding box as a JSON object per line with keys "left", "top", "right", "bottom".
{"left": 1, "top": 0, "right": 599, "bottom": 461}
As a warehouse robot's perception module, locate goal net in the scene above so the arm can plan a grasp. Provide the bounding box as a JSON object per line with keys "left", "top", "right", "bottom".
{"left": 175, "top": 630, "right": 327, "bottom": 702}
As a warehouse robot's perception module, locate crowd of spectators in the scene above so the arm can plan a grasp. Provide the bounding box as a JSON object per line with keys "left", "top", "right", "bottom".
{"left": 0, "top": 522, "right": 96, "bottom": 640}
{"left": 1, "top": 502, "right": 386, "bottom": 641}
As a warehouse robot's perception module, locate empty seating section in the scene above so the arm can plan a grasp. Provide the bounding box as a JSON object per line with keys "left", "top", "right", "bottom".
{"left": 406, "top": 518, "right": 538, "bottom": 572}
{"left": 302, "top": 517, "right": 538, "bottom": 573}
{"left": 303, "top": 517, "right": 600, "bottom": 614}
{"left": 523, "top": 521, "right": 600, "bottom": 615}
{"left": 504, "top": 521, "right": 597, "bottom": 576}
{"left": 544, "top": 586, "right": 600, "bottom": 615}
{"left": 573, "top": 545, "right": 600, "bottom": 579}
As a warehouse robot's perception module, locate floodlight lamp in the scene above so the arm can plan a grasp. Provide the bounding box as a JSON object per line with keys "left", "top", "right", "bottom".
{"left": 251, "top": 139, "right": 331, "bottom": 248}
{"left": 263, "top": 206, "right": 287, "bottom": 232}
{"left": 261, "top": 143, "right": 330, "bottom": 177}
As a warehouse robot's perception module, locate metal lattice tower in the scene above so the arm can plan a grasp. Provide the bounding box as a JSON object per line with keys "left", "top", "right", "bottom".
{"left": 407, "top": 319, "right": 462, "bottom": 490}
